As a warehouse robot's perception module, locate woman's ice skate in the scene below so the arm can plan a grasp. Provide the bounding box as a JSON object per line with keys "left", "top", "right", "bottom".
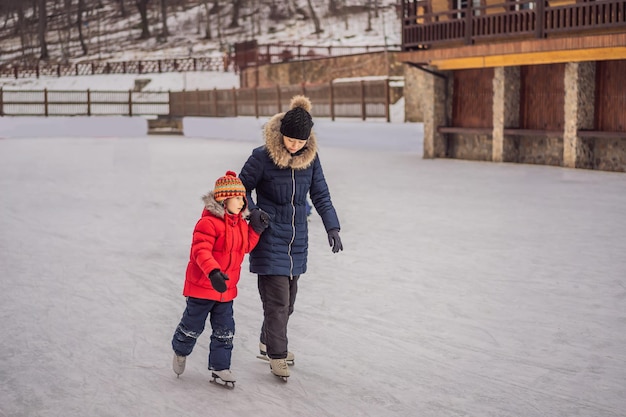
{"left": 269, "top": 358, "right": 290, "bottom": 382}
{"left": 257, "top": 342, "right": 295, "bottom": 365}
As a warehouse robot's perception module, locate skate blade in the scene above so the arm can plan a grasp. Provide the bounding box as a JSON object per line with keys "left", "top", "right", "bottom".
{"left": 272, "top": 373, "right": 289, "bottom": 382}
{"left": 257, "top": 355, "right": 295, "bottom": 366}
{"left": 210, "top": 375, "right": 235, "bottom": 389}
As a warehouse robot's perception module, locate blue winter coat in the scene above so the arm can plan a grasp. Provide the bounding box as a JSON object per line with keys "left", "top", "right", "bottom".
{"left": 239, "top": 99, "right": 340, "bottom": 277}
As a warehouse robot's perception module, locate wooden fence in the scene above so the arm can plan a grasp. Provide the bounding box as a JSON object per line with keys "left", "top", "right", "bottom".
{"left": 0, "top": 57, "right": 226, "bottom": 80}
{"left": 0, "top": 78, "right": 402, "bottom": 121}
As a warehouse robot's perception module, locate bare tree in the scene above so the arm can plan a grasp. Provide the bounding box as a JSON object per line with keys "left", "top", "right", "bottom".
{"left": 328, "top": 0, "right": 339, "bottom": 14}
{"left": 38, "top": 0, "right": 49, "bottom": 60}
{"left": 160, "top": 0, "right": 169, "bottom": 38}
{"left": 14, "top": 1, "right": 28, "bottom": 57}
{"left": 117, "top": 0, "right": 127, "bottom": 17}
{"left": 214, "top": 0, "right": 222, "bottom": 42}
{"left": 229, "top": 0, "right": 243, "bottom": 28}
{"left": 200, "top": 0, "right": 211, "bottom": 39}
{"left": 305, "top": 0, "right": 322, "bottom": 34}
{"left": 135, "top": 0, "right": 151, "bottom": 39}
{"left": 77, "top": 0, "right": 88, "bottom": 54}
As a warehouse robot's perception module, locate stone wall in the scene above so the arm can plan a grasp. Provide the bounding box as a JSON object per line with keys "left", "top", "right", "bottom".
{"left": 518, "top": 136, "right": 564, "bottom": 166}
{"left": 448, "top": 134, "right": 492, "bottom": 161}
{"left": 593, "top": 138, "right": 626, "bottom": 172}
{"left": 563, "top": 62, "right": 595, "bottom": 169}
{"left": 241, "top": 51, "right": 404, "bottom": 88}
{"left": 415, "top": 60, "right": 625, "bottom": 172}
{"left": 403, "top": 64, "right": 426, "bottom": 122}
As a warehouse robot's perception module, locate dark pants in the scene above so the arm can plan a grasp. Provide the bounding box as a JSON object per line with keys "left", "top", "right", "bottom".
{"left": 171, "top": 297, "right": 235, "bottom": 371}
{"left": 258, "top": 275, "right": 299, "bottom": 359}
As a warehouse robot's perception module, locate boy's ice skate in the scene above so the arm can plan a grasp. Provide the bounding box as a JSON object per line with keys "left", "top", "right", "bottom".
{"left": 257, "top": 342, "right": 295, "bottom": 365}
{"left": 172, "top": 354, "right": 186, "bottom": 378}
{"left": 269, "top": 358, "right": 290, "bottom": 382}
{"left": 211, "top": 369, "right": 236, "bottom": 388}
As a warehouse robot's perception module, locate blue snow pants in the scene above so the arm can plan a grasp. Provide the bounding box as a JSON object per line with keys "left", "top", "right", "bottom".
{"left": 171, "top": 297, "right": 235, "bottom": 371}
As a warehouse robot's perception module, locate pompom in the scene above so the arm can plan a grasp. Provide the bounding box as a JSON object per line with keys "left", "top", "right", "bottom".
{"left": 289, "top": 95, "right": 312, "bottom": 113}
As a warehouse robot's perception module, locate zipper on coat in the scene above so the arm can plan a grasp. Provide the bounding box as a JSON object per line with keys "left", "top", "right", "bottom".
{"left": 288, "top": 169, "right": 296, "bottom": 279}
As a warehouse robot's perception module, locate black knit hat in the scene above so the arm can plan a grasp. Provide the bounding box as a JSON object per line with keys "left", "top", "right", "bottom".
{"left": 280, "top": 106, "right": 314, "bottom": 140}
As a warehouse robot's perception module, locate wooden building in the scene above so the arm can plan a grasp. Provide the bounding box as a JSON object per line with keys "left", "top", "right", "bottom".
{"left": 400, "top": 0, "right": 626, "bottom": 171}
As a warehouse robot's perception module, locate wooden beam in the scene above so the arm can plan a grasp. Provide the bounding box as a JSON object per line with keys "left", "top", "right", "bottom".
{"left": 430, "top": 47, "right": 626, "bottom": 70}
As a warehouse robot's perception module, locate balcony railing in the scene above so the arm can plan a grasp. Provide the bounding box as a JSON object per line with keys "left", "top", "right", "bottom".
{"left": 402, "top": 0, "right": 626, "bottom": 49}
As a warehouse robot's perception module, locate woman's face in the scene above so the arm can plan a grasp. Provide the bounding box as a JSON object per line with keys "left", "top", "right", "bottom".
{"left": 224, "top": 196, "right": 245, "bottom": 215}
{"left": 283, "top": 135, "right": 308, "bottom": 154}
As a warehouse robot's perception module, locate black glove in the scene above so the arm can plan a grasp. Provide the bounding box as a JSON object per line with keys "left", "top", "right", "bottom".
{"left": 249, "top": 208, "right": 270, "bottom": 234}
{"left": 327, "top": 229, "right": 343, "bottom": 253}
{"left": 208, "top": 269, "right": 229, "bottom": 293}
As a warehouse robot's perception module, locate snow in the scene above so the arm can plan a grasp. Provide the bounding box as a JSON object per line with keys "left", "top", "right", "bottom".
{"left": 0, "top": 71, "right": 240, "bottom": 91}
{"left": 1, "top": 109, "right": 625, "bottom": 417}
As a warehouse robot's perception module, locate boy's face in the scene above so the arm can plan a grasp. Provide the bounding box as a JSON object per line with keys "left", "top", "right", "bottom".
{"left": 283, "top": 135, "right": 308, "bottom": 154}
{"left": 224, "top": 196, "right": 245, "bottom": 215}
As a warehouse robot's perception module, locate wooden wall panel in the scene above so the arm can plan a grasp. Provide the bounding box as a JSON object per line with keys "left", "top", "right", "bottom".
{"left": 520, "top": 63, "right": 565, "bottom": 131}
{"left": 596, "top": 59, "right": 626, "bottom": 132}
{"left": 452, "top": 68, "right": 494, "bottom": 128}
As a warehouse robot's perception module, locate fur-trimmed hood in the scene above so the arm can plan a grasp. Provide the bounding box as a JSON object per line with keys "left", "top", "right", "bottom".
{"left": 263, "top": 95, "right": 318, "bottom": 170}
{"left": 202, "top": 191, "right": 249, "bottom": 219}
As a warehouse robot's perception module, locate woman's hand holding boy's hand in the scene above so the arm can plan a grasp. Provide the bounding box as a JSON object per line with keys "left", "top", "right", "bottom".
{"left": 208, "top": 269, "right": 229, "bottom": 293}
{"left": 249, "top": 208, "right": 270, "bottom": 234}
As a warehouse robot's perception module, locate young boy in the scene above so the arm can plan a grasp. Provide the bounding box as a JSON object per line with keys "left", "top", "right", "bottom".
{"left": 171, "top": 171, "right": 269, "bottom": 388}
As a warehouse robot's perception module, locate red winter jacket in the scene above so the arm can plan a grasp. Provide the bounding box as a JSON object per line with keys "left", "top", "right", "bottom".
{"left": 183, "top": 192, "right": 260, "bottom": 302}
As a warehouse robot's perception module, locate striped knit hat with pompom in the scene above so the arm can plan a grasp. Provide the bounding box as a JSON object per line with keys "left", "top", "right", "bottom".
{"left": 213, "top": 171, "right": 246, "bottom": 202}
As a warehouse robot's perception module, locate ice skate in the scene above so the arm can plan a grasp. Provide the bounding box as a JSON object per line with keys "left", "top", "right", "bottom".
{"left": 172, "top": 354, "right": 186, "bottom": 378}
{"left": 269, "top": 358, "right": 290, "bottom": 382}
{"left": 210, "top": 369, "right": 236, "bottom": 388}
{"left": 257, "top": 342, "right": 295, "bottom": 365}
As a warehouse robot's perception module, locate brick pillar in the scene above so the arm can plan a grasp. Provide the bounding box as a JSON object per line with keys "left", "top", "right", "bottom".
{"left": 423, "top": 68, "right": 449, "bottom": 158}
{"left": 563, "top": 62, "right": 595, "bottom": 169}
{"left": 492, "top": 66, "right": 520, "bottom": 162}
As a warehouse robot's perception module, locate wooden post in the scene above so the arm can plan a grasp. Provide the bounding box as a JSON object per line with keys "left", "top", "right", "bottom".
{"left": 44, "top": 88, "right": 49, "bottom": 117}
{"left": 232, "top": 87, "right": 238, "bottom": 117}
{"left": 0, "top": 87, "right": 4, "bottom": 116}
{"left": 254, "top": 86, "right": 259, "bottom": 119}
{"left": 91, "top": 62, "right": 95, "bottom": 75}
{"left": 87, "top": 89, "right": 91, "bottom": 116}
{"left": 36, "top": 64, "right": 40, "bottom": 78}
{"left": 57, "top": 65, "right": 61, "bottom": 77}
{"left": 360, "top": 80, "right": 366, "bottom": 121}
{"left": 385, "top": 78, "right": 391, "bottom": 123}
{"left": 465, "top": 0, "right": 473, "bottom": 45}
{"left": 276, "top": 85, "right": 281, "bottom": 113}
{"left": 128, "top": 90, "right": 133, "bottom": 116}
{"left": 213, "top": 88, "right": 219, "bottom": 117}
{"left": 329, "top": 80, "right": 335, "bottom": 121}
{"left": 195, "top": 89, "right": 200, "bottom": 116}
{"left": 536, "top": 0, "right": 545, "bottom": 39}
{"left": 75, "top": 63, "right": 79, "bottom": 76}
{"left": 158, "top": 60, "right": 162, "bottom": 73}
{"left": 14, "top": 66, "right": 18, "bottom": 79}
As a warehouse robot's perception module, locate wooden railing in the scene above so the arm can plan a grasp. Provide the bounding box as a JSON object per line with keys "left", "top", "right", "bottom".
{"left": 402, "top": 0, "right": 626, "bottom": 49}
